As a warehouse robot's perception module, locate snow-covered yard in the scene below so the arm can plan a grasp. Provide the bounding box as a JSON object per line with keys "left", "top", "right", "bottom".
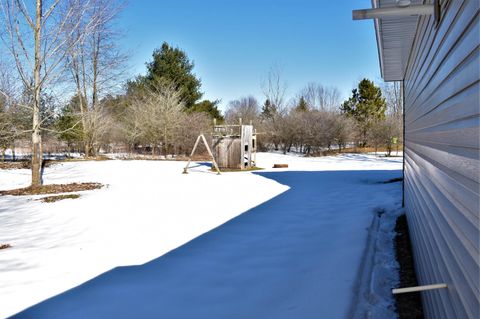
{"left": 0, "top": 153, "right": 403, "bottom": 319}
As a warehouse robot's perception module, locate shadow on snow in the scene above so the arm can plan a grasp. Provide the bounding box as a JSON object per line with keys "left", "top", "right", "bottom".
{"left": 11, "top": 169, "right": 402, "bottom": 319}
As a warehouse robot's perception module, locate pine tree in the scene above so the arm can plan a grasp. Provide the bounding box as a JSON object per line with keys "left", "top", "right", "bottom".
{"left": 189, "top": 100, "right": 224, "bottom": 121}
{"left": 55, "top": 95, "right": 84, "bottom": 148}
{"left": 295, "top": 96, "right": 308, "bottom": 112}
{"left": 261, "top": 99, "right": 276, "bottom": 119}
{"left": 341, "top": 78, "right": 386, "bottom": 146}
{"left": 141, "top": 42, "right": 203, "bottom": 109}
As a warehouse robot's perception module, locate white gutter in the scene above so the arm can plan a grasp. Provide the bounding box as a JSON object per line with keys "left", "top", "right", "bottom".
{"left": 353, "top": 4, "right": 434, "bottom": 20}
{"left": 371, "top": 0, "right": 385, "bottom": 80}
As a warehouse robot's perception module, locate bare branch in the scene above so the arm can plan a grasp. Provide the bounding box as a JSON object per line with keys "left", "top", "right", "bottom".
{"left": 14, "top": 0, "right": 34, "bottom": 29}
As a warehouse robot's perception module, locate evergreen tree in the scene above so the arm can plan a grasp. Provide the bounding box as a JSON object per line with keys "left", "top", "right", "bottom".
{"left": 0, "top": 102, "right": 14, "bottom": 159}
{"left": 140, "top": 42, "right": 203, "bottom": 109}
{"left": 261, "top": 99, "right": 276, "bottom": 119}
{"left": 189, "top": 99, "right": 224, "bottom": 121}
{"left": 341, "top": 78, "right": 386, "bottom": 146}
{"left": 55, "top": 95, "right": 84, "bottom": 148}
{"left": 295, "top": 96, "right": 308, "bottom": 112}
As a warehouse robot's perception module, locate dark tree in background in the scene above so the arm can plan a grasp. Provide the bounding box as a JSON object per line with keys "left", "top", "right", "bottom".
{"left": 341, "top": 78, "right": 386, "bottom": 147}
{"left": 189, "top": 99, "right": 224, "bottom": 121}
{"left": 261, "top": 99, "right": 276, "bottom": 120}
{"left": 55, "top": 97, "right": 83, "bottom": 150}
{"left": 129, "top": 42, "right": 222, "bottom": 120}
{"left": 295, "top": 96, "right": 308, "bottom": 112}
{"left": 143, "top": 42, "right": 203, "bottom": 109}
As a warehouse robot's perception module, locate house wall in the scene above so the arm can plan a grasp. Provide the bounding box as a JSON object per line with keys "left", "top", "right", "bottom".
{"left": 403, "top": 0, "right": 479, "bottom": 318}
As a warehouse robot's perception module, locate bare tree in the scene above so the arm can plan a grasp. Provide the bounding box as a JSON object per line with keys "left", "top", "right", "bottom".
{"left": 368, "top": 115, "right": 402, "bottom": 156}
{"left": 261, "top": 65, "right": 288, "bottom": 113}
{"left": 0, "top": 101, "right": 14, "bottom": 160}
{"left": 174, "top": 112, "right": 212, "bottom": 156}
{"left": 0, "top": 0, "right": 95, "bottom": 186}
{"left": 331, "top": 114, "right": 355, "bottom": 152}
{"left": 126, "top": 81, "right": 184, "bottom": 156}
{"left": 0, "top": 62, "right": 14, "bottom": 159}
{"left": 299, "top": 82, "right": 341, "bottom": 111}
{"left": 82, "top": 105, "right": 113, "bottom": 155}
{"left": 67, "top": 0, "right": 126, "bottom": 157}
{"left": 225, "top": 96, "right": 259, "bottom": 124}
{"left": 381, "top": 81, "right": 403, "bottom": 154}
{"left": 382, "top": 81, "right": 403, "bottom": 117}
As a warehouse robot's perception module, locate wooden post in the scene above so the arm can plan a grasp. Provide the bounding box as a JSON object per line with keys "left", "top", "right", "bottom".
{"left": 253, "top": 129, "right": 257, "bottom": 167}
{"left": 240, "top": 124, "right": 244, "bottom": 170}
{"left": 201, "top": 134, "right": 221, "bottom": 175}
{"left": 183, "top": 134, "right": 221, "bottom": 175}
{"left": 183, "top": 135, "right": 202, "bottom": 174}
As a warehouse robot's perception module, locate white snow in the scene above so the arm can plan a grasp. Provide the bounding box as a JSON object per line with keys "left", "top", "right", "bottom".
{"left": 0, "top": 153, "right": 403, "bottom": 319}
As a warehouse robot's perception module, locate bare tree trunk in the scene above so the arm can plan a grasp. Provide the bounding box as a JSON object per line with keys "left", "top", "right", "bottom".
{"left": 72, "top": 48, "right": 90, "bottom": 158}
{"left": 80, "top": 47, "right": 92, "bottom": 158}
{"left": 31, "top": 0, "right": 43, "bottom": 187}
{"left": 74, "top": 75, "right": 90, "bottom": 157}
{"left": 92, "top": 32, "right": 100, "bottom": 109}
{"left": 164, "top": 127, "right": 168, "bottom": 157}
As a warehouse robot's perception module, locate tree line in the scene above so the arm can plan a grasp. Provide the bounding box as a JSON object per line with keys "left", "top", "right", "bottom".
{"left": 0, "top": 0, "right": 402, "bottom": 187}
{"left": 224, "top": 72, "right": 402, "bottom": 156}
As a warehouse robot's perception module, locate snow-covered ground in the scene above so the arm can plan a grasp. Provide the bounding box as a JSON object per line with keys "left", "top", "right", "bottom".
{"left": 0, "top": 153, "right": 403, "bottom": 319}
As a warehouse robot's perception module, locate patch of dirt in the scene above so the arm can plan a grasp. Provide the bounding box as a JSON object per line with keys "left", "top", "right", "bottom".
{"left": 0, "top": 244, "right": 12, "bottom": 250}
{"left": 38, "top": 194, "right": 81, "bottom": 203}
{"left": 0, "top": 161, "right": 31, "bottom": 170}
{"left": 308, "top": 146, "right": 404, "bottom": 157}
{"left": 394, "top": 214, "right": 424, "bottom": 319}
{"left": 0, "top": 183, "right": 103, "bottom": 196}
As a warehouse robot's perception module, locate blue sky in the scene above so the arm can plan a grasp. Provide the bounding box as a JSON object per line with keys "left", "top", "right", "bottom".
{"left": 118, "top": 0, "right": 381, "bottom": 110}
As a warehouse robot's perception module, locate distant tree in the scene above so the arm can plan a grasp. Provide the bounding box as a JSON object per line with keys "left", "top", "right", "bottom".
{"left": 341, "top": 78, "right": 386, "bottom": 147}
{"left": 0, "top": 102, "right": 14, "bottom": 160}
{"left": 295, "top": 96, "right": 308, "bottom": 112}
{"left": 262, "top": 65, "right": 287, "bottom": 113}
{"left": 368, "top": 115, "right": 402, "bottom": 156}
{"left": 331, "top": 115, "right": 355, "bottom": 152}
{"left": 67, "top": 0, "right": 127, "bottom": 157}
{"left": 382, "top": 81, "right": 403, "bottom": 117}
{"left": 175, "top": 112, "right": 212, "bottom": 155}
{"left": 138, "top": 42, "right": 203, "bottom": 109}
{"left": 126, "top": 81, "right": 184, "bottom": 155}
{"left": 55, "top": 102, "right": 83, "bottom": 150}
{"left": 299, "top": 82, "right": 340, "bottom": 111}
{"left": 0, "top": 66, "right": 15, "bottom": 159}
{"left": 260, "top": 99, "right": 276, "bottom": 120}
{"left": 225, "top": 96, "right": 259, "bottom": 124}
{"left": 189, "top": 100, "right": 223, "bottom": 121}
{"left": 100, "top": 94, "right": 129, "bottom": 120}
